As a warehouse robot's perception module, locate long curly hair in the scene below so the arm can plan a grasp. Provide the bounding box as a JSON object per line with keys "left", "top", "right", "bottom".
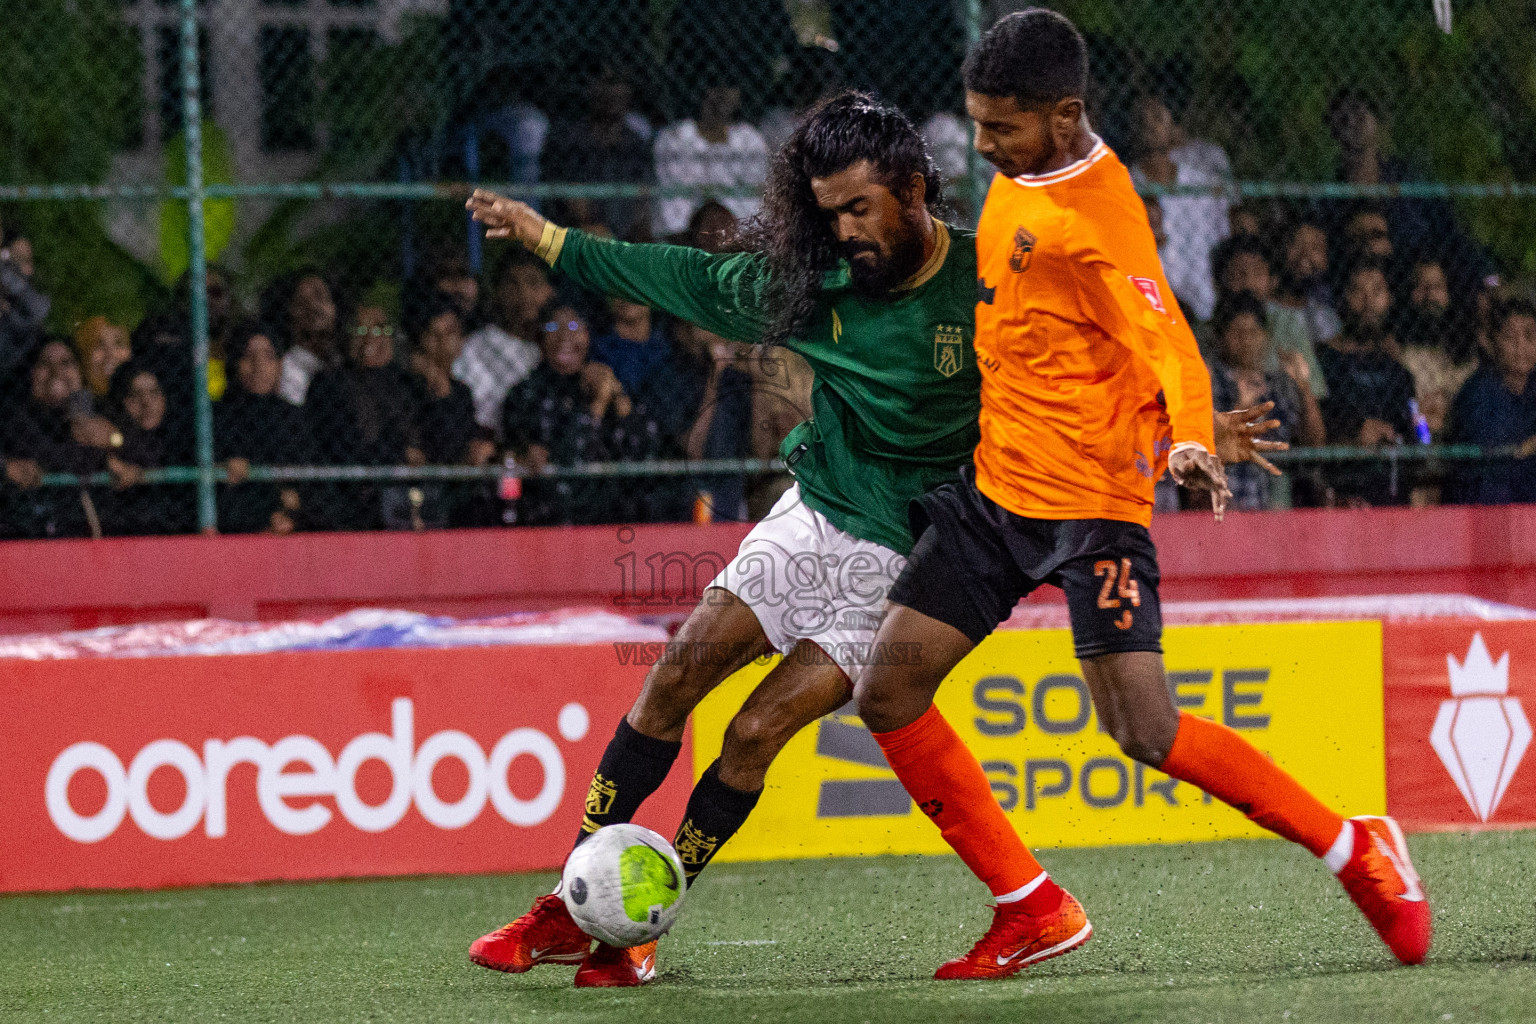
{"left": 739, "top": 92, "right": 946, "bottom": 346}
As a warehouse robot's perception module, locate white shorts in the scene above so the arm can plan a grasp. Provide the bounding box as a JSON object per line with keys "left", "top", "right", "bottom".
{"left": 707, "top": 485, "right": 907, "bottom": 685}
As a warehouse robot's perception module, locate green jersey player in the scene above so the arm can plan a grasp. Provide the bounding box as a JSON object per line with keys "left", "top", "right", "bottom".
{"left": 464, "top": 93, "right": 1280, "bottom": 987}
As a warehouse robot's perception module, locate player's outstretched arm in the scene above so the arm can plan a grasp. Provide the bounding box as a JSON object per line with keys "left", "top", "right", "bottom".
{"left": 1215, "top": 402, "right": 1288, "bottom": 477}
{"left": 466, "top": 188, "right": 767, "bottom": 345}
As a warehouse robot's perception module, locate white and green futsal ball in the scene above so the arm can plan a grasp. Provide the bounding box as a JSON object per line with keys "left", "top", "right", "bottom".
{"left": 561, "top": 824, "right": 687, "bottom": 947}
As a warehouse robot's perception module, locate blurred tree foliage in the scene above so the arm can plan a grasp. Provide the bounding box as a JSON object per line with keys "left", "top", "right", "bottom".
{"left": 1062, "top": 0, "right": 1536, "bottom": 272}
{"left": 0, "top": 0, "right": 162, "bottom": 329}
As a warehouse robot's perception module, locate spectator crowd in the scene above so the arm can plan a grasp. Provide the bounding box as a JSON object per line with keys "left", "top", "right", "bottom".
{"left": 2, "top": 73, "right": 1534, "bottom": 539}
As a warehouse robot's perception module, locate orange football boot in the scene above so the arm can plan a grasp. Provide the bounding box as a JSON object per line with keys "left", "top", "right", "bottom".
{"left": 468, "top": 894, "right": 591, "bottom": 973}
{"left": 1336, "top": 815, "right": 1431, "bottom": 965}
{"left": 933, "top": 890, "right": 1092, "bottom": 980}
{"left": 573, "top": 941, "right": 658, "bottom": 987}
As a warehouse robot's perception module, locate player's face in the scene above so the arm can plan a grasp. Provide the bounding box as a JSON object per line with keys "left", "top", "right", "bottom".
{"left": 810, "top": 160, "right": 927, "bottom": 296}
{"left": 966, "top": 92, "right": 1078, "bottom": 179}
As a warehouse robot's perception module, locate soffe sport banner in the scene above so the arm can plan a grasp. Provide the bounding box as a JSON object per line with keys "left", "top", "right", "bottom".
{"left": 694, "top": 622, "right": 1388, "bottom": 863}
{"left": 0, "top": 646, "right": 690, "bottom": 892}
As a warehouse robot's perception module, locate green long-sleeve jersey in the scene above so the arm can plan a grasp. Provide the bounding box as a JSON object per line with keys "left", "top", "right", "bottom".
{"left": 541, "top": 222, "right": 981, "bottom": 555}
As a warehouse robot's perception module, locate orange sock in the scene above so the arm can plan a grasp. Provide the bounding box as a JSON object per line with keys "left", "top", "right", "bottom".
{"left": 872, "top": 705, "right": 1045, "bottom": 897}
{"left": 1160, "top": 711, "right": 1345, "bottom": 857}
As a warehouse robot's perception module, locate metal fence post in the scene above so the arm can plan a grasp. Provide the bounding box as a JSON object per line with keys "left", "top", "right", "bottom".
{"left": 178, "top": 0, "right": 217, "bottom": 533}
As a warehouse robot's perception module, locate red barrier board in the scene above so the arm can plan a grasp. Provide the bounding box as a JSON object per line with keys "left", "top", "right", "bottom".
{"left": 1385, "top": 620, "right": 1536, "bottom": 830}
{"left": 0, "top": 646, "right": 691, "bottom": 892}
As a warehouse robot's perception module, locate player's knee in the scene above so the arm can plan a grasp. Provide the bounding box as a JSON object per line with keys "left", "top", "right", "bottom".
{"left": 720, "top": 710, "right": 784, "bottom": 782}
{"left": 852, "top": 676, "right": 901, "bottom": 734}
{"left": 1111, "top": 715, "right": 1177, "bottom": 767}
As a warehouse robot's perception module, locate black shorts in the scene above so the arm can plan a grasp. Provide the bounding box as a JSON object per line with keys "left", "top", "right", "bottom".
{"left": 888, "top": 466, "right": 1163, "bottom": 659}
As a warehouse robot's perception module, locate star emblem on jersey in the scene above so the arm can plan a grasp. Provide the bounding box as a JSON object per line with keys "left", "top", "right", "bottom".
{"left": 1429, "top": 633, "right": 1531, "bottom": 822}
{"left": 1009, "top": 226, "right": 1036, "bottom": 273}
{"left": 934, "top": 324, "right": 965, "bottom": 377}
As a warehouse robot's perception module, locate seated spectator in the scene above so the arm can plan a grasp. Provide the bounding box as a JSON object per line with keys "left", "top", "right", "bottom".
{"left": 680, "top": 200, "right": 738, "bottom": 252}
{"left": 1274, "top": 220, "right": 1343, "bottom": 347}
{"left": 171, "top": 264, "right": 237, "bottom": 399}
{"left": 407, "top": 299, "right": 497, "bottom": 529}
{"left": 1327, "top": 88, "right": 1496, "bottom": 296}
{"left": 653, "top": 81, "right": 768, "bottom": 239}
{"left": 130, "top": 312, "right": 198, "bottom": 457}
{"left": 1341, "top": 204, "right": 1395, "bottom": 264}
{"left": 1397, "top": 258, "right": 1477, "bottom": 439}
{"left": 73, "top": 316, "right": 133, "bottom": 397}
{"left": 101, "top": 358, "right": 195, "bottom": 536}
{"left": 592, "top": 296, "right": 672, "bottom": 396}
{"left": 1206, "top": 294, "right": 1325, "bottom": 511}
{"left": 214, "top": 323, "right": 311, "bottom": 535}
{"left": 621, "top": 319, "right": 756, "bottom": 523}
{"left": 1211, "top": 235, "right": 1327, "bottom": 398}
{"left": 410, "top": 301, "right": 493, "bottom": 468}
{"left": 423, "top": 254, "right": 482, "bottom": 333}
{"left": 455, "top": 249, "right": 551, "bottom": 433}
{"left": 1129, "top": 92, "right": 1231, "bottom": 321}
{"left": 0, "top": 230, "right": 49, "bottom": 383}
{"left": 269, "top": 271, "right": 341, "bottom": 406}
{"left": 500, "top": 299, "right": 631, "bottom": 526}
{"left": 1229, "top": 201, "right": 1264, "bottom": 238}
{"left": 541, "top": 62, "right": 654, "bottom": 239}
{"left": 1318, "top": 259, "right": 1419, "bottom": 505}
{"left": 0, "top": 340, "right": 123, "bottom": 538}
{"left": 1446, "top": 298, "right": 1536, "bottom": 505}
{"left": 306, "top": 304, "right": 423, "bottom": 531}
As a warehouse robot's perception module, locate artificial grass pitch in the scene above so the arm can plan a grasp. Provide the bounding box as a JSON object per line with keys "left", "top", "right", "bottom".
{"left": 3, "top": 831, "right": 1533, "bottom": 1024}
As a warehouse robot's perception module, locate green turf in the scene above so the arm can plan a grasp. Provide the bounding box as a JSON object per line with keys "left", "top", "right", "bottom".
{"left": 2, "top": 831, "right": 1533, "bottom": 1023}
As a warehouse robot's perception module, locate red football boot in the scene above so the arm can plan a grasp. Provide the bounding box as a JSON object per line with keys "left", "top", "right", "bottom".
{"left": 468, "top": 894, "right": 591, "bottom": 973}
{"left": 1336, "top": 815, "right": 1431, "bottom": 965}
{"left": 573, "top": 941, "right": 658, "bottom": 988}
{"left": 933, "top": 890, "right": 1092, "bottom": 980}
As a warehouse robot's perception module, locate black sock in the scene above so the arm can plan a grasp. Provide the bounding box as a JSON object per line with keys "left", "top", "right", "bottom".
{"left": 574, "top": 717, "right": 682, "bottom": 846}
{"left": 673, "top": 759, "right": 762, "bottom": 886}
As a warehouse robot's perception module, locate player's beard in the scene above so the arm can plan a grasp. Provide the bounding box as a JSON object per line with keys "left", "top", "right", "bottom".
{"left": 841, "top": 224, "right": 926, "bottom": 298}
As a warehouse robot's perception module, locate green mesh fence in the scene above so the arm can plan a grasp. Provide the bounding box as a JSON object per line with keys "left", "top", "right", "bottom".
{"left": 1, "top": 0, "right": 1534, "bottom": 537}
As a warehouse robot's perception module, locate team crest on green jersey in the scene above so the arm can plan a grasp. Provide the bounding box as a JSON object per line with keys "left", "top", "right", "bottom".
{"left": 934, "top": 324, "right": 965, "bottom": 377}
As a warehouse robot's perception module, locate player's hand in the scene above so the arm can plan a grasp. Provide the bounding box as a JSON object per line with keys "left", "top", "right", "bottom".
{"left": 465, "top": 189, "right": 547, "bottom": 249}
{"left": 1215, "top": 402, "right": 1288, "bottom": 478}
{"left": 1169, "top": 446, "right": 1231, "bottom": 522}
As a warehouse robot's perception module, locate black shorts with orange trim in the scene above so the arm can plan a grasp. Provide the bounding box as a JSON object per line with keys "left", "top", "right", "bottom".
{"left": 888, "top": 466, "right": 1163, "bottom": 659}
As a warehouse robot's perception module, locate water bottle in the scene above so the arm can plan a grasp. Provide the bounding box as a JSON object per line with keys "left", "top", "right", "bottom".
{"left": 1409, "top": 400, "right": 1432, "bottom": 445}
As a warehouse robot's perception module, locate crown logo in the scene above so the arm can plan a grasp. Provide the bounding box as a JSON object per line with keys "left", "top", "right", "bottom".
{"left": 1446, "top": 632, "right": 1509, "bottom": 696}
{"left": 1430, "top": 632, "right": 1530, "bottom": 822}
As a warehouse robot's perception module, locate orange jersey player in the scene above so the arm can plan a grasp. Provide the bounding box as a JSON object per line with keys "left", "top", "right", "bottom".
{"left": 851, "top": 8, "right": 1431, "bottom": 983}
{"left": 972, "top": 136, "right": 1214, "bottom": 525}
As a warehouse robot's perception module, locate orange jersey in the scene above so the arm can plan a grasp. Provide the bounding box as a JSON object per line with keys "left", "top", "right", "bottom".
{"left": 972, "top": 138, "right": 1215, "bottom": 527}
